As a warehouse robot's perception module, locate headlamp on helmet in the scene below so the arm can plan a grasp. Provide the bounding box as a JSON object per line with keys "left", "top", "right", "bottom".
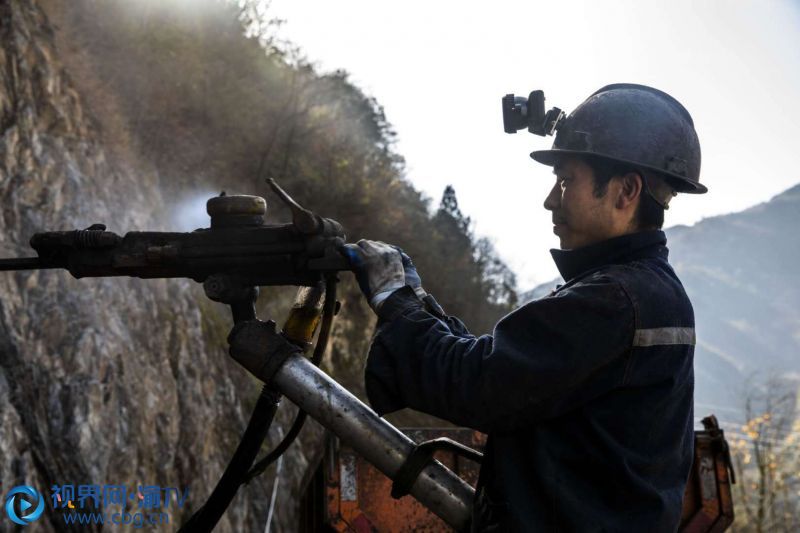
{"left": 502, "top": 90, "right": 566, "bottom": 137}
{"left": 502, "top": 84, "right": 706, "bottom": 194}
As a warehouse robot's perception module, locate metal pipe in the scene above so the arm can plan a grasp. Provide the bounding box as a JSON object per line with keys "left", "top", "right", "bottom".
{"left": 271, "top": 354, "right": 475, "bottom": 530}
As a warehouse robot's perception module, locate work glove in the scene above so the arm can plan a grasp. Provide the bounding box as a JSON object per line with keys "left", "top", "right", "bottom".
{"left": 396, "top": 248, "right": 447, "bottom": 317}
{"left": 227, "top": 319, "right": 303, "bottom": 383}
{"left": 339, "top": 240, "right": 405, "bottom": 311}
{"left": 394, "top": 247, "right": 427, "bottom": 300}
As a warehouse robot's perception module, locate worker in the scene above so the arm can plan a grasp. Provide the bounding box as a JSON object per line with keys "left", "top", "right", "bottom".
{"left": 340, "top": 84, "right": 707, "bottom": 531}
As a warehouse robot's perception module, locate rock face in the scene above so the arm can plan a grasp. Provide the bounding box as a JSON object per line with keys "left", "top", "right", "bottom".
{"left": 0, "top": 2, "right": 308, "bottom": 531}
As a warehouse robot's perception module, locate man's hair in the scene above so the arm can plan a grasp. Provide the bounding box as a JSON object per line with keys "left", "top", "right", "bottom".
{"left": 582, "top": 155, "right": 666, "bottom": 230}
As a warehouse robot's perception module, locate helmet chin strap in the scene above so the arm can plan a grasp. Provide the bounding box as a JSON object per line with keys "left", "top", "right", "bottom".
{"left": 640, "top": 171, "right": 677, "bottom": 210}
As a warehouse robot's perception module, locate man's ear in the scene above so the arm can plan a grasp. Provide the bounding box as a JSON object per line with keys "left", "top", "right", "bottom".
{"left": 615, "top": 172, "right": 643, "bottom": 209}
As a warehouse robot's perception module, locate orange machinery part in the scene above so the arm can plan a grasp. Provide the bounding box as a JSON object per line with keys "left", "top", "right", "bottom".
{"left": 299, "top": 420, "right": 734, "bottom": 532}
{"left": 680, "top": 416, "right": 735, "bottom": 532}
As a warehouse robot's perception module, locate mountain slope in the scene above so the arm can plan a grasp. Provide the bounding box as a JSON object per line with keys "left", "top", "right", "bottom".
{"left": 668, "top": 184, "right": 800, "bottom": 417}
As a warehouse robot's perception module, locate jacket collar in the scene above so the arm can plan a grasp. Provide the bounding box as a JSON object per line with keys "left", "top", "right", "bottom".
{"left": 550, "top": 230, "right": 668, "bottom": 282}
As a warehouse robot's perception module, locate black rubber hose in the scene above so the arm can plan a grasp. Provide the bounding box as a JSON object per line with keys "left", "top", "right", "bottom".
{"left": 178, "top": 276, "right": 338, "bottom": 531}
{"left": 177, "top": 385, "right": 280, "bottom": 533}
{"left": 244, "top": 274, "right": 337, "bottom": 483}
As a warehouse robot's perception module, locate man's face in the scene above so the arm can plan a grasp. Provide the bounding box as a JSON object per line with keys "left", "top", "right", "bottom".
{"left": 543, "top": 157, "right": 619, "bottom": 250}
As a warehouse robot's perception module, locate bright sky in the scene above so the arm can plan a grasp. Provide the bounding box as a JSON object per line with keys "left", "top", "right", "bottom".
{"left": 265, "top": 0, "right": 800, "bottom": 289}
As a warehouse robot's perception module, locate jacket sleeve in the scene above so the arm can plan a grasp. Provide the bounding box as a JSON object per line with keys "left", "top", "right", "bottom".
{"left": 364, "top": 274, "right": 635, "bottom": 433}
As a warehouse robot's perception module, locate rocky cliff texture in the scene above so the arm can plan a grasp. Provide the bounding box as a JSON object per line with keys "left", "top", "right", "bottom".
{"left": 0, "top": 1, "right": 309, "bottom": 530}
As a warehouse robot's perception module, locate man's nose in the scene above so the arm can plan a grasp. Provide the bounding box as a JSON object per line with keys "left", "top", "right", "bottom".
{"left": 543, "top": 182, "right": 560, "bottom": 211}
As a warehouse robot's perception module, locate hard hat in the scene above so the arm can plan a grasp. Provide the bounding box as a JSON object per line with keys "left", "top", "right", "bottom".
{"left": 531, "top": 84, "right": 706, "bottom": 194}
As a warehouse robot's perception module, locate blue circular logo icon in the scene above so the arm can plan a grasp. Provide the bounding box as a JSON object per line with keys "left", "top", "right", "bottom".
{"left": 5, "top": 485, "right": 44, "bottom": 526}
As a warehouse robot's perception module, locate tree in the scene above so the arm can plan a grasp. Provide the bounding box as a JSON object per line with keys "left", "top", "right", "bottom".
{"left": 439, "top": 185, "right": 470, "bottom": 233}
{"left": 423, "top": 186, "right": 517, "bottom": 333}
{"left": 730, "top": 379, "right": 800, "bottom": 533}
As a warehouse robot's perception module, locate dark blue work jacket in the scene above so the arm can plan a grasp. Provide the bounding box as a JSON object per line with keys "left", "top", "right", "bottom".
{"left": 366, "top": 230, "right": 695, "bottom": 532}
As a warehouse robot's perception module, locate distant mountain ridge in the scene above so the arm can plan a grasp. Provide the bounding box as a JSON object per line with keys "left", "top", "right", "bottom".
{"left": 522, "top": 184, "right": 800, "bottom": 420}
{"left": 669, "top": 184, "right": 800, "bottom": 418}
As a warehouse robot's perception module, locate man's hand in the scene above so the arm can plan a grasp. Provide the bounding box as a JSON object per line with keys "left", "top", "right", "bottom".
{"left": 395, "top": 248, "right": 427, "bottom": 300}
{"left": 395, "top": 248, "right": 448, "bottom": 316}
{"left": 339, "top": 240, "right": 405, "bottom": 311}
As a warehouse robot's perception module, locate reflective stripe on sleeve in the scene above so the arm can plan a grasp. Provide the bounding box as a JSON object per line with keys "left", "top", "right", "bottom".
{"left": 633, "top": 327, "right": 696, "bottom": 347}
